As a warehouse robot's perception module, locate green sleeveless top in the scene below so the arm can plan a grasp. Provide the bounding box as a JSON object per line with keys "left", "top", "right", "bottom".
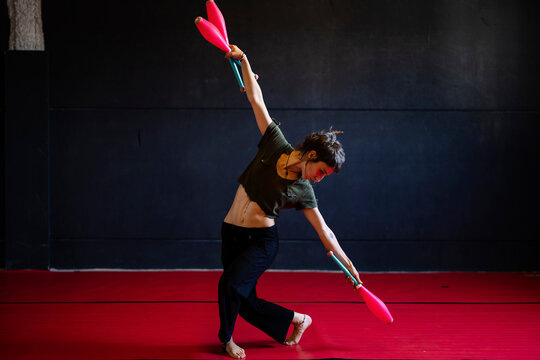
{"left": 238, "top": 121, "right": 317, "bottom": 219}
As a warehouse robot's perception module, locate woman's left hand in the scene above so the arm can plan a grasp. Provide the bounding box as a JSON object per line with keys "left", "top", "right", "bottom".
{"left": 346, "top": 264, "right": 363, "bottom": 290}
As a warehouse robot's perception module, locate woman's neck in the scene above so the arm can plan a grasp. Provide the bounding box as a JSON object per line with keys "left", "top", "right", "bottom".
{"left": 286, "top": 151, "right": 305, "bottom": 174}
{"left": 278, "top": 151, "right": 304, "bottom": 180}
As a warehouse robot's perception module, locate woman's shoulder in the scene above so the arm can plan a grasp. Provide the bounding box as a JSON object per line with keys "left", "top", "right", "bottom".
{"left": 258, "top": 119, "right": 292, "bottom": 152}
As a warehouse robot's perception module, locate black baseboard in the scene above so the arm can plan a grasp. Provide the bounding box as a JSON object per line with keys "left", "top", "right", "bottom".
{"left": 50, "top": 238, "right": 539, "bottom": 271}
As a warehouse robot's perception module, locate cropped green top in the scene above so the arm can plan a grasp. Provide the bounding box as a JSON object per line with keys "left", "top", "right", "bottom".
{"left": 238, "top": 121, "right": 317, "bottom": 218}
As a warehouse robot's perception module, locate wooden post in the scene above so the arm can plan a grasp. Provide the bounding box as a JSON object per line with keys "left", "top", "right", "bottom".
{"left": 7, "top": 0, "right": 45, "bottom": 50}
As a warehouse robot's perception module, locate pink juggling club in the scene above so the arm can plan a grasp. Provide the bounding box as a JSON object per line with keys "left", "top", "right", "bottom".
{"left": 328, "top": 251, "right": 394, "bottom": 324}
{"left": 194, "top": 16, "right": 230, "bottom": 53}
{"left": 194, "top": 6, "right": 245, "bottom": 89}
{"left": 206, "top": 0, "right": 229, "bottom": 44}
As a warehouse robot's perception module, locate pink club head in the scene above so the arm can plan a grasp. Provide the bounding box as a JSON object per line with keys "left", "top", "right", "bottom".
{"left": 206, "top": 0, "right": 229, "bottom": 45}
{"left": 195, "top": 16, "right": 231, "bottom": 53}
{"left": 359, "top": 286, "right": 394, "bottom": 325}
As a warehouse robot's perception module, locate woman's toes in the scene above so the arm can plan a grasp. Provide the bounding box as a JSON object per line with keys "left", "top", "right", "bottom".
{"left": 225, "top": 341, "right": 246, "bottom": 359}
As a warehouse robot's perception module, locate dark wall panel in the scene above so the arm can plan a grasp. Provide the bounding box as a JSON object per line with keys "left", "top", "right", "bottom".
{"left": 5, "top": 52, "right": 50, "bottom": 269}
{"left": 6, "top": 0, "right": 532, "bottom": 270}
{"left": 44, "top": 0, "right": 540, "bottom": 110}
{"left": 50, "top": 109, "right": 539, "bottom": 269}
{"left": 50, "top": 109, "right": 250, "bottom": 239}
{"left": 51, "top": 109, "right": 540, "bottom": 242}
{"left": 51, "top": 238, "right": 537, "bottom": 271}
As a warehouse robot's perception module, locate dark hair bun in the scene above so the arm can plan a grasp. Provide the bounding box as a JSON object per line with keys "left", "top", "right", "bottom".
{"left": 297, "top": 127, "right": 345, "bottom": 173}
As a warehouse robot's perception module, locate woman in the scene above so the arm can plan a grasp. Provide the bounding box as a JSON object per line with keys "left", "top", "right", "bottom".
{"left": 218, "top": 45, "right": 362, "bottom": 359}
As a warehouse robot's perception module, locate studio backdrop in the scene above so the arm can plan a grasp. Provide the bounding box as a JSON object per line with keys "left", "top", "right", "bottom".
{"left": 4, "top": 0, "right": 539, "bottom": 270}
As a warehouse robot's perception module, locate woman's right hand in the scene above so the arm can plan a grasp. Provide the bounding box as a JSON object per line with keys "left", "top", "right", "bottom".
{"left": 225, "top": 44, "right": 244, "bottom": 61}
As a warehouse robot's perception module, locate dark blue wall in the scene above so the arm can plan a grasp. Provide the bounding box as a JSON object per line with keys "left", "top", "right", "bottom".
{"left": 5, "top": 52, "right": 50, "bottom": 270}
{"left": 1, "top": 0, "right": 7, "bottom": 269}
{"left": 5, "top": 0, "right": 540, "bottom": 270}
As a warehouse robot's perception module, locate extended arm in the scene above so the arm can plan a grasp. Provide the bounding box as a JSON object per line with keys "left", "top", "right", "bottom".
{"left": 302, "top": 207, "right": 362, "bottom": 287}
{"left": 225, "top": 45, "right": 272, "bottom": 135}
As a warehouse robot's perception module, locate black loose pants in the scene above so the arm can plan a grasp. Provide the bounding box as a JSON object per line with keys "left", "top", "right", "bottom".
{"left": 218, "top": 222, "right": 294, "bottom": 344}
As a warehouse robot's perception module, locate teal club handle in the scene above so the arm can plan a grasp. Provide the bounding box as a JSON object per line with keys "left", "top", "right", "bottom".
{"left": 228, "top": 58, "right": 244, "bottom": 88}
{"left": 328, "top": 251, "right": 361, "bottom": 287}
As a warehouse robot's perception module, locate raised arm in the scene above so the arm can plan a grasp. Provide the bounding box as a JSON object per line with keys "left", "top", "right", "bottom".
{"left": 302, "top": 207, "right": 362, "bottom": 287}
{"left": 225, "top": 45, "right": 272, "bottom": 135}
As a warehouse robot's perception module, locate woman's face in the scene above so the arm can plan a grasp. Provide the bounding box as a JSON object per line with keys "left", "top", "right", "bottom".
{"left": 303, "top": 161, "right": 334, "bottom": 183}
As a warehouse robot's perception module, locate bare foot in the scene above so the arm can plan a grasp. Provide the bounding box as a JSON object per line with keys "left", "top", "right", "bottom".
{"left": 224, "top": 339, "right": 246, "bottom": 359}
{"left": 284, "top": 312, "right": 312, "bottom": 345}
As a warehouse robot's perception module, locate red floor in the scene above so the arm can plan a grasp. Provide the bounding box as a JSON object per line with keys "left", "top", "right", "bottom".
{"left": 1, "top": 271, "right": 539, "bottom": 359}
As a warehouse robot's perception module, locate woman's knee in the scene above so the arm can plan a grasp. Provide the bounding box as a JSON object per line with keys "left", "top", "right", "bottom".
{"left": 218, "top": 272, "right": 240, "bottom": 295}
{"left": 219, "top": 271, "right": 256, "bottom": 301}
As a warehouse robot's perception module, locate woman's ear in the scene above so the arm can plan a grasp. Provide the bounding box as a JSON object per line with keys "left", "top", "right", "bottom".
{"left": 308, "top": 150, "right": 318, "bottom": 159}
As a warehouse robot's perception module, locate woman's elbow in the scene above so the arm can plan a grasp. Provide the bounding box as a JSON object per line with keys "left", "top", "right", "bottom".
{"left": 247, "top": 92, "right": 264, "bottom": 105}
